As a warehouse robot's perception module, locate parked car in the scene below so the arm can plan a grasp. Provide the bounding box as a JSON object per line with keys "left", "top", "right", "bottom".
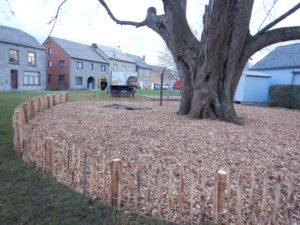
{"left": 173, "top": 80, "right": 180, "bottom": 90}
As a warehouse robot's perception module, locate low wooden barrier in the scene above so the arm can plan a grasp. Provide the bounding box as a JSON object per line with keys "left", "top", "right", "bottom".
{"left": 12, "top": 92, "right": 299, "bottom": 225}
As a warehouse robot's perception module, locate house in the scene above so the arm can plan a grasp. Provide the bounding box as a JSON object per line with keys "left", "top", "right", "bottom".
{"left": 149, "top": 66, "right": 170, "bottom": 90}
{"left": 0, "top": 25, "right": 46, "bottom": 91}
{"left": 43, "top": 37, "right": 109, "bottom": 90}
{"left": 125, "top": 54, "right": 153, "bottom": 89}
{"left": 234, "top": 69, "right": 271, "bottom": 103}
{"left": 250, "top": 43, "right": 300, "bottom": 86}
{"left": 93, "top": 44, "right": 136, "bottom": 73}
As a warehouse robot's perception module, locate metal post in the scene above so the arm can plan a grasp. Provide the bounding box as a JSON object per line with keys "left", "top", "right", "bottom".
{"left": 160, "top": 68, "right": 164, "bottom": 106}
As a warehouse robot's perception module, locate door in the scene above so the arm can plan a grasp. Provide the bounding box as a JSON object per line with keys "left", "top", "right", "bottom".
{"left": 11, "top": 70, "right": 18, "bottom": 89}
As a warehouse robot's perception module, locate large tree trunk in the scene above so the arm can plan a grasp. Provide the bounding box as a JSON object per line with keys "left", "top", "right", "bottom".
{"left": 171, "top": 0, "right": 254, "bottom": 124}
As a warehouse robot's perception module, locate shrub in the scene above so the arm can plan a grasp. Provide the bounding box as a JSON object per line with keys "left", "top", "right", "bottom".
{"left": 269, "top": 85, "right": 300, "bottom": 109}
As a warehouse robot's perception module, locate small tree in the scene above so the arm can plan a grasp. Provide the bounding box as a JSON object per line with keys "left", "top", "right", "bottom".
{"left": 98, "top": 0, "right": 300, "bottom": 124}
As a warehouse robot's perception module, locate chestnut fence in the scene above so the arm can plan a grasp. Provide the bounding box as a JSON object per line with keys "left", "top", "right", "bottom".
{"left": 12, "top": 93, "right": 299, "bottom": 225}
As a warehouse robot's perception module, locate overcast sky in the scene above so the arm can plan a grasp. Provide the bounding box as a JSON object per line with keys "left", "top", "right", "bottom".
{"left": 1, "top": 0, "right": 300, "bottom": 65}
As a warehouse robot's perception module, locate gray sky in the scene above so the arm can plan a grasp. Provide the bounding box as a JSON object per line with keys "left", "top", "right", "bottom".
{"left": 1, "top": 0, "right": 300, "bottom": 65}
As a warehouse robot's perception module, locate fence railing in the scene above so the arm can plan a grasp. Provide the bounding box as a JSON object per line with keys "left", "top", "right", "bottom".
{"left": 12, "top": 93, "right": 299, "bottom": 225}
{"left": 67, "top": 92, "right": 181, "bottom": 102}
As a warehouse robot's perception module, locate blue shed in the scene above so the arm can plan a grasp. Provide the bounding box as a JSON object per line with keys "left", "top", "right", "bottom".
{"left": 234, "top": 70, "right": 271, "bottom": 103}
{"left": 250, "top": 43, "right": 300, "bottom": 86}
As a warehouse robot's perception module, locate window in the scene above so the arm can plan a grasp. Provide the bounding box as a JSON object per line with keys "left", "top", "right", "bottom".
{"left": 90, "top": 63, "right": 94, "bottom": 70}
{"left": 48, "top": 48, "right": 52, "bottom": 54}
{"left": 27, "top": 52, "right": 36, "bottom": 66}
{"left": 122, "top": 65, "right": 126, "bottom": 71}
{"left": 23, "top": 72, "right": 40, "bottom": 86}
{"left": 144, "top": 80, "right": 148, "bottom": 85}
{"left": 9, "top": 50, "right": 18, "bottom": 64}
{"left": 59, "top": 60, "right": 65, "bottom": 68}
{"left": 75, "top": 77, "right": 83, "bottom": 85}
{"left": 113, "top": 64, "right": 118, "bottom": 71}
{"left": 58, "top": 75, "right": 65, "bottom": 85}
{"left": 48, "top": 60, "right": 52, "bottom": 68}
{"left": 100, "top": 65, "right": 106, "bottom": 72}
{"left": 76, "top": 61, "right": 83, "bottom": 69}
{"left": 139, "top": 69, "right": 144, "bottom": 75}
{"left": 145, "top": 70, "right": 150, "bottom": 76}
{"left": 128, "top": 66, "right": 132, "bottom": 72}
{"left": 48, "top": 74, "right": 52, "bottom": 84}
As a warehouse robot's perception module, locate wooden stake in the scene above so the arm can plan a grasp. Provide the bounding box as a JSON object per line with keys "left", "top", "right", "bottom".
{"left": 146, "top": 166, "right": 152, "bottom": 216}
{"left": 110, "top": 159, "right": 121, "bottom": 207}
{"left": 189, "top": 171, "right": 195, "bottom": 223}
{"left": 45, "top": 137, "right": 54, "bottom": 176}
{"left": 23, "top": 103, "right": 29, "bottom": 123}
{"left": 236, "top": 170, "right": 243, "bottom": 225}
{"left": 272, "top": 174, "right": 281, "bottom": 225}
{"left": 167, "top": 167, "right": 173, "bottom": 220}
{"left": 157, "top": 166, "right": 163, "bottom": 217}
{"left": 136, "top": 162, "right": 141, "bottom": 210}
{"left": 215, "top": 169, "right": 227, "bottom": 225}
{"left": 260, "top": 171, "right": 269, "bottom": 225}
{"left": 224, "top": 168, "right": 231, "bottom": 225}
{"left": 178, "top": 165, "right": 184, "bottom": 221}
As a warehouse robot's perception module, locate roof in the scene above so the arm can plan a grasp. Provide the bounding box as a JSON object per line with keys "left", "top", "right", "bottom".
{"left": 50, "top": 37, "right": 108, "bottom": 64}
{"left": 125, "top": 53, "right": 153, "bottom": 69}
{"left": 251, "top": 43, "right": 300, "bottom": 70}
{"left": 243, "top": 69, "right": 271, "bottom": 78}
{"left": 149, "top": 65, "right": 164, "bottom": 72}
{"left": 96, "top": 44, "right": 135, "bottom": 63}
{"left": 0, "top": 25, "right": 44, "bottom": 50}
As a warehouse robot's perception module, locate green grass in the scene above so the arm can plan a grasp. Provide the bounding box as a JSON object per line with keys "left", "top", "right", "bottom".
{"left": 0, "top": 91, "right": 177, "bottom": 225}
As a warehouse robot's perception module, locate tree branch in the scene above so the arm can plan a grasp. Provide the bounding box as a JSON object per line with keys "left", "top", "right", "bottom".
{"left": 244, "top": 26, "right": 300, "bottom": 60}
{"left": 97, "top": 0, "right": 146, "bottom": 27}
{"left": 48, "top": 0, "right": 68, "bottom": 37}
{"left": 256, "top": 2, "right": 300, "bottom": 35}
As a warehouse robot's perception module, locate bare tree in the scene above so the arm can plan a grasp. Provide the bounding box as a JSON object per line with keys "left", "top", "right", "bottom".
{"left": 98, "top": 0, "right": 300, "bottom": 124}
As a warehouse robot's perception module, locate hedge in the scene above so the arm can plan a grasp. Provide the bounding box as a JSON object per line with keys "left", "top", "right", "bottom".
{"left": 269, "top": 85, "right": 300, "bottom": 109}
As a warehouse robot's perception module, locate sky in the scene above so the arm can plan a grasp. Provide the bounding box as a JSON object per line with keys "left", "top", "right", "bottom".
{"left": 1, "top": 0, "right": 300, "bottom": 65}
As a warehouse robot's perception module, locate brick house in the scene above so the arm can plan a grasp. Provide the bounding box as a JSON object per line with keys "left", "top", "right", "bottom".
{"left": 0, "top": 25, "right": 46, "bottom": 91}
{"left": 149, "top": 66, "right": 170, "bottom": 89}
{"left": 43, "top": 37, "right": 109, "bottom": 90}
{"left": 126, "top": 54, "right": 153, "bottom": 89}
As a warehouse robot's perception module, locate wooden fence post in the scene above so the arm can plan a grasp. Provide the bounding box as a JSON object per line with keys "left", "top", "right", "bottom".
{"left": 110, "top": 159, "right": 121, "bottom": 208}
{"left": 14, "top": 111, "right": 20, "bottom": 153}
{"left": 45, "top": 137, "right": 54, "bottom": 176}
{"left": 215, "top": 169, "right": 227, "bottom": 225}
{"left": 23, "top": 103, "right": 29, "bottom": 123}
{"left": 47, "top": 95, "right": 51, "bottom": 109}
{"left": 31, "top": 99, "right": 36, "bottom": 117}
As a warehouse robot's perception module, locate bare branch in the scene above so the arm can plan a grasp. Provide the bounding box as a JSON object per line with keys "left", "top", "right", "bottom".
{"left": 97, "top": 0, "right": 146, "bottom": 27}
{"left": 244, "top": 26, "right": 300, "bottom": 60}
{"left": 48, "top": 0, "right": 68, "bottom": 37}
{"left": 257, "top": 0, "right": 279, "bottom": 32}
{"left": 5, "top": 0, "right": 15, "bottom": 15}
{"left": 256, "top": 2, "right": 300, "bottom": 35}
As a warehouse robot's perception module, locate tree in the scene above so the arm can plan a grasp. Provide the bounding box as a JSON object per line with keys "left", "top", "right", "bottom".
{"left": 98, "top": 0, "right": 300, "bottom": 124}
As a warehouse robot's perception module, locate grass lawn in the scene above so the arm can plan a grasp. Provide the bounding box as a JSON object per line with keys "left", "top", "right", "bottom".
{"left": 0, "top": 91, "right": 176, "bottom": 225}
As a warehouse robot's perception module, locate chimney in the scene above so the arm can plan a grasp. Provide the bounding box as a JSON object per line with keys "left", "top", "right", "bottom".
{"left": 92, "top": 43, "right": 98, "bottom": 48}
{"left": 142, "top": 55, "right": 146, "bottom": 61}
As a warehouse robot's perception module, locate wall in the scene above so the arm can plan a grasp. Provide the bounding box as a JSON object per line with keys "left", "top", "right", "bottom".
{"left": 43, "top": 38, "right": 70, "bottom": 90}
{"left": 137, "top": 68, "right": 152, "bottom": 89}
{"left": 243, "top": 76, "right": 270, "bottom": 102}
{"left": 234, "top": 74, "right": 246, "bottom": 102}
{"left": 0, "top": 42, "right": 46, "bottom": 91}
{"left": 150, "top": 69, "right": 169, "bottom": 89}
{"left": 256, "top": 68, "right": 297, "bottom": 86}
{"left": 70, "top": 59, "right": 108, "bottom": 90}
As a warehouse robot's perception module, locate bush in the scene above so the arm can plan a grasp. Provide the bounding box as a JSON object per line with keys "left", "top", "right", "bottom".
{"left": 269, "top": 85, "right": 300, "bottom": 109}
